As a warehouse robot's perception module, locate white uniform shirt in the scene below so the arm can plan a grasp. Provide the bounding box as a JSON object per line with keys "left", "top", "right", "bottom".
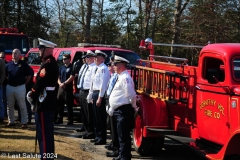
{"left": 109, "top": 70, "right": 136, "bottom": 110}
{"left": 89, "top": 62, "right": 110, "bottom": 97}
{"left": 82, "top": 62, "right": 96, "bottom": 90}
{"left": 77, "top": 64, "right": 87, "bottom": 89}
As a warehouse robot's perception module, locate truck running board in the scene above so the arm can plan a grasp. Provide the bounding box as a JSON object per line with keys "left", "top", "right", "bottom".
{"left": 147, "top": 127, "right": 221, "bottom": 156}
{"left": 147, "top": 128, "right": 195, "bottom": 143}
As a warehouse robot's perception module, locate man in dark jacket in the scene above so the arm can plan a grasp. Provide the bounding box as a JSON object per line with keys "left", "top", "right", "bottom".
{"left": 28, "top": 38, "right": 58, "bottom": 159}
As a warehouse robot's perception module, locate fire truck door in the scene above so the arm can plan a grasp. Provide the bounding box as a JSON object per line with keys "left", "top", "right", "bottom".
{"left": 196, "top": 57, "right": 230, "bottom": 145}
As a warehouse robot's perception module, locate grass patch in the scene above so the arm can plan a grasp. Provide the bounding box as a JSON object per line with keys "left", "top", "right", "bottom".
{"left": 0, "top": 121, "right": 94, "bottom": 160}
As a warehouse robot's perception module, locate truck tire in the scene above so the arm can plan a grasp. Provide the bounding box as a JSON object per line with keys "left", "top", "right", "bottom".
{"left": 132, "top": 112, "right": 154, "bottom": 156}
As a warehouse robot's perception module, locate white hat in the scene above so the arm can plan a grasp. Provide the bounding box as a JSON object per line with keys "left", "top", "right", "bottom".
{"left": 95, "top": 50, "right": 107, "bottom": 58}
{"left": 86, "top": 50, "right": 96, "bottom": 57}
{"left": 38, "top": 38, "right": 57, "bottom": 48}
{"left": 114, "top": 55, "right": 129, "bottom": 63}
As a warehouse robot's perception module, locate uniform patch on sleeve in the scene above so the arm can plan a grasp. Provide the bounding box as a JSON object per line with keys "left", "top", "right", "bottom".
{"left": 124, "top": 78, "right": 129, "bottom": 83}
{"left": 40, "top": 68, "right": 46, "bottom": 77}
{"left": 102, "top": 69, "right": 105, "bottom": 73}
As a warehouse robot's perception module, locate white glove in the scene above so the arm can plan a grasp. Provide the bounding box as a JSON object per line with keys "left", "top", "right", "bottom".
{"left": 130, "top": 96, "right": 138, "bottom": 112}
{"left": 86, "top": 93, "right": 92, "bottom": 103}
{"left": 26, "top": 91, "right": 33, "bottom": 104}
{"left": 106, "top": 105, "right": 109, "bottom": 113}
{"left": 108, "top": 107, "right": 114, "bottom": 116}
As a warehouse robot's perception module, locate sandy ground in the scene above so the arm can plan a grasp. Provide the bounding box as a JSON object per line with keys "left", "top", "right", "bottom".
{"left": 0, "top": 108, "right": 207, "bottom": 160}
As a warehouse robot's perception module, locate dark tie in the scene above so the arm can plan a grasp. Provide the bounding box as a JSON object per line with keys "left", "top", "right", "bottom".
{"left": 107, "top": 74, "right": 118, "bottom": 97}
{"left": 80, "top": 66, "right": 89, "bottom": 90}
{"left": 77, "top": 64, "right": 87, "bottom": 85}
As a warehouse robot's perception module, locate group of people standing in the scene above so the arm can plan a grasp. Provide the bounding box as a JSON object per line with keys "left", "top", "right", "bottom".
{"left": 0, "top": 37, "right": 138, "bottom": 160}
{"left": 75, "top": 49, "right": 138, "bottom": 160}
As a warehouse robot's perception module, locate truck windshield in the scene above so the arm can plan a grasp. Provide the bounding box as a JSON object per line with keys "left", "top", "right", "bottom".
{"left": 233, "top": 58, "right": 240, "bottom": 79}
{"left": 0, "top": 34, "right": 29, "bottom": 61}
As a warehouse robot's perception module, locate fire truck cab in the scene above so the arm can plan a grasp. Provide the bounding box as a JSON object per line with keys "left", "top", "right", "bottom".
{"left": 0, "top": 28, "right": 29, "bottom": 62}
{"left": 131, "top": 40, "right": 240, "bottom": 159}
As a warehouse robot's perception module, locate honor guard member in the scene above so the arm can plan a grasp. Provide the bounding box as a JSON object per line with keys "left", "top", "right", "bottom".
{"left": 5, "top": 49, "right": 32, "bottom": 128}
{"left": 87, "top": 50, "right": 110, "bottom": 145}
{"left": 29, "top": 38, "right": 58, "bottom": 159}
{"left": 75, "top": 55, "right": 88, "bottom": 133}
{"left": 109, "top": 55, "right": 138, "bottom": 160}
{"left": 78, "top": 50, "right": 96, "bottom": 139}
{"left": 55, "top": 53, "right": 74, "bottom": 125}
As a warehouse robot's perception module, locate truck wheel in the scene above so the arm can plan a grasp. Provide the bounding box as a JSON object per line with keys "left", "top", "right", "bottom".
{"left": 132, "top": 112, "right": 154, "bottom": 156}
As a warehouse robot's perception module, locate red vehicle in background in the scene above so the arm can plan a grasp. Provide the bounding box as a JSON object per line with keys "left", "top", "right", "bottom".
{"left": 25, "top": 43, "right": 141, "bottom": 106}
{"left": 0, "top": 28, "right": 30, "bottom": 62}
{"left": 130, "top": 38, "right": 240, "bottom": 159}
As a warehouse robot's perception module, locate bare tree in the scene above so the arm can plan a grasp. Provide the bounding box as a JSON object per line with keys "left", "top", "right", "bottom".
{"left": 144, "top": 0, "right": 154, "bottom": 38}
{"left": 171, "top": 0, "right": 189, "bottom": 56}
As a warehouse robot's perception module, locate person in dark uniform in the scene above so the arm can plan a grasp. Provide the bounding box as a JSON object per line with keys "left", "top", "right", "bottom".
{"left": 0, "top": 52, "right": 7, "bottom": 119}
{"left": 55, "top": 53, "right": 74, "bottom": 125}
{"left": 109, "top": 55, "right": 138, "bottom": 160}
{"left": 87, "top": 50, "right": 110, "bottom": 145}
{"left": 72, "top": 56, "right": 83, "bottom": 91}
{"left": 0, "top": 57, "right": 5, "bottom": 122}
{"left": 27, "top": 38, "right": 58, "bottom": 159}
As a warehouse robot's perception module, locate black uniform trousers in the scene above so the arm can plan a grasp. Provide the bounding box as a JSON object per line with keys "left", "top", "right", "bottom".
{"left": 113, "top": 104, "right": 134, "bottom": 160}
{"left": 79, "top": 89, "right": 87, "bottom": 130}
{"left": 35, "top": 111, "right": 55, "bottom": 160}
{"left": 110, "top": 115, "right": 120, "bottom": 149}
{"left": 80, "top": 90, "right": 94, "bottom": 134}
{"left": 92, "top": 91, "right": 107, "bottom": 142}
{"left": 56, "top": 88, "right": 73, "bottom": 122}
{"left": 106, "top": 97, "right": 119, "bottom": 149}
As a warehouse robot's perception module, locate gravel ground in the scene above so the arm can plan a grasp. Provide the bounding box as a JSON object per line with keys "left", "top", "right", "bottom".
{"left": 53, "top": 109, "right": 207, "bottom": 160}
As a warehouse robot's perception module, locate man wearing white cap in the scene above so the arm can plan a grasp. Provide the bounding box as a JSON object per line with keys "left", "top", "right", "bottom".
{"left": 87, "top": 50, "right": 110, "bottom": 145}
{"left": 28, "top": 38, "right": 58, "bottom": 159}
{"left": 108, "top": 55, "right": 138, "bottom": 160}
{"left": 77, "top": 50, "right": 96, "bottom": 139}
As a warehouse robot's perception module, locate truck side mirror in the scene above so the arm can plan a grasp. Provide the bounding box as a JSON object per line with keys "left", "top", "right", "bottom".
{"left": 207, "top": 68, "right": 219, "bottom": 84}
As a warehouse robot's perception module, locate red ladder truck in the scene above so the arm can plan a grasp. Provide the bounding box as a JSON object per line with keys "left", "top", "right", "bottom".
{"left": 131, "top": 38, "right": 240, "bottom": 160}
{"left": 0, "top": 28, "right": 30, "bottom": 62}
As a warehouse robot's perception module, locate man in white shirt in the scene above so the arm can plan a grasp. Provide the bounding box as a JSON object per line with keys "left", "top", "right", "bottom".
{"left": 78, "top": 50, "right": 96, "bottom": 139}
{"left": 75, "top": 55, "right": 88, "bottom": 133}
{"left": 109, "top": 55, "right": 138, "bottom": 160}
{"left": 87, "top": 50, "right": 110, "bottom": 145}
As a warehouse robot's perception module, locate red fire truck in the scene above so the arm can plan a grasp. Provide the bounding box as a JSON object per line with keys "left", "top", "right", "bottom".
{"left": 131, "top": 38, "right": 240, "bottom": 159}
{"left": 0, "top": 28, "right": 30, "bottom": 62}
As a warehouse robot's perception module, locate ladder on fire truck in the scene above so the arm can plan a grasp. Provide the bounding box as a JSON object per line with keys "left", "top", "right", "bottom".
{"left": 131, "top": 38, "right": 203, "bottom": 103}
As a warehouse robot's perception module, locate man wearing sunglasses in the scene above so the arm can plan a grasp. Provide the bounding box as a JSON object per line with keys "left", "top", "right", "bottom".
{"left": 55, "top": 54, "right": 74, "bottom": 125}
